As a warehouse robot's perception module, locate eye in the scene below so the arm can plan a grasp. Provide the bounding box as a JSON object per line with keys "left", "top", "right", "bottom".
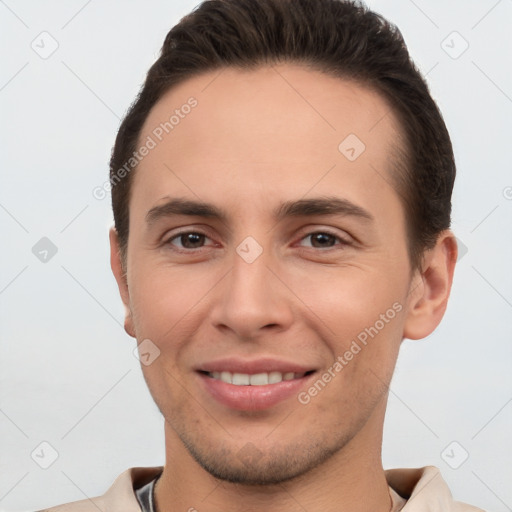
{"left": 165, "top": 231, "right": 214, "bottom": 250}
{"left": 297, "top": 231, "right": 350, "bottom": 249}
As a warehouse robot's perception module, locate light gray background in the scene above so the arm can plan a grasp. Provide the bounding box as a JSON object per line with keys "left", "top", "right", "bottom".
{"left": 1, "top": 1, "right": 511, "bottom": 511}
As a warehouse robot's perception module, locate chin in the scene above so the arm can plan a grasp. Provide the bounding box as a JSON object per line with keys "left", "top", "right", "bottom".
{"left": 181, "top": 433, "right": 349, "bottom": 486}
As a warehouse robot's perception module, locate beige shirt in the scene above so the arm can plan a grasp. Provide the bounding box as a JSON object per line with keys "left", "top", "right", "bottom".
{"left": 39, "top": 465, "right": 485, "bottom": 512}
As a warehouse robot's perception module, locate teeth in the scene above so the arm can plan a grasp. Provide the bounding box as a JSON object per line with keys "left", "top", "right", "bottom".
{"left": 220, "top": 371, "right": 232, "bottom": 384}
{"left": 232, "top": 373, "right": 250, "bottom": 385}
{"left": 250, "top": 373, "right": 269, "bottom": 385}
{"left": 268, "top": 371, "right": 283, "bottom": 384}
{"left": 208, "top": 371, "right": 307, "bottom": 386}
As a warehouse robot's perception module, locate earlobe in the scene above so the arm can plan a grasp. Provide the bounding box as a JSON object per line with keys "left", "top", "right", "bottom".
{"left": 109, "top": 227, "right": 136, "bottom": 339}
{"left": 403, "top": 231, "right": 458, "bottom": 340}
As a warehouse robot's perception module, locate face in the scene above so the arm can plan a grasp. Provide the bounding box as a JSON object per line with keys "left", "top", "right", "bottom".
{"left": 113, "top": 64, "right": 426, "bottom": 484}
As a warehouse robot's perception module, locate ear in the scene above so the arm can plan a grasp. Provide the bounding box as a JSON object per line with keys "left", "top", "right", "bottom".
{"left": 403, "top": 230, "right": 458, "bottom": 340}
{"left": 109, "top": 227, "right": 136, "bottom": 338}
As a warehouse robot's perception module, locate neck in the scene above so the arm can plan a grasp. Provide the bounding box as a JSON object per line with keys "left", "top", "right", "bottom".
{"left": 154, "top": 403, "right": 391, "bottom": 512}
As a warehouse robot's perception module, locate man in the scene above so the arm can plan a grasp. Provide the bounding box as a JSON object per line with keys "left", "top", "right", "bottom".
{"left": 43, "top": 0, "right": 484, "bottom": 510}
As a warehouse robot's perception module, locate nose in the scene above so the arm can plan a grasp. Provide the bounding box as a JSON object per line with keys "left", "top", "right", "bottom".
{"left": 209, "top": 245, "right": 294, "bottom": 340}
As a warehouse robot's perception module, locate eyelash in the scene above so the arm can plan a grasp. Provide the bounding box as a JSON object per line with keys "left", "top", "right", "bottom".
{"left": 163, "top": 229, "right": 352, "bottom": 252}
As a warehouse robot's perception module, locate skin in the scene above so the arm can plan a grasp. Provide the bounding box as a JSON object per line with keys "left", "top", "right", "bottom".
{"left": 110, "top": 64, "right": 457, "bottom": 511}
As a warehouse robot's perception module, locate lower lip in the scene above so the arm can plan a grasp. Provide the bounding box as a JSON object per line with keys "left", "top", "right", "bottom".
{"left": 197, "top": 372, "right": 315, "bottom": 411}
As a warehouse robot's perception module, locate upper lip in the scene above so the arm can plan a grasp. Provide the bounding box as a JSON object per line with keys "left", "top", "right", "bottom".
{"left": 196, "top": 357, "right": 316, "bottom": 375}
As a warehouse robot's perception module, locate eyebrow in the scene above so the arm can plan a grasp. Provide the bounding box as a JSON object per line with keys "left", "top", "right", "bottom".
{"left": 145, "top": 196, "right": 374, "bottom": 226}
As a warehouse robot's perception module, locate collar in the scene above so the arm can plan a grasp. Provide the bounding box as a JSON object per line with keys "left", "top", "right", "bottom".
{"left": 96, "top": 465, "right": 482, "bottom": 512}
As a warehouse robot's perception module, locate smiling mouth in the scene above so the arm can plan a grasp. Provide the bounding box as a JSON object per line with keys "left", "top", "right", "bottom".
{"left": 200, "top": 370, "right": 316, "bottom": 386}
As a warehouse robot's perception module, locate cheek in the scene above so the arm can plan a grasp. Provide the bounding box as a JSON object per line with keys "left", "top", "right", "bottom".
{"left": 129, "top": 269, "right": 200, "bottom": 406}
{"left": 282, "top": 261, "right": 406, "bottom": 335}
{"left": 283, "top": 264, "right": 406, "bottom": 400}
{"left": 300, "top": 317, "right": 403, "bottom": 424}
{"left": 128, "top": 262, "right": 215, "bottom": 336}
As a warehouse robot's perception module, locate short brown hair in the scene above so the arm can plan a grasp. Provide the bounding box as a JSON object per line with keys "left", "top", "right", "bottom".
{"left": 109, "top": 0, "right": 455, "bottom": 271}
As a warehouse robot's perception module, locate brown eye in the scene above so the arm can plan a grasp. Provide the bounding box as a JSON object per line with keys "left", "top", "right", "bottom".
{"left": 309, "top": 233, "right": 337, "bottom": 248}
{"left": 298, "top": 231, "right": 348, "bottom": 249}
{"left": 168, "top": 232, "right": 209, "bottom": 249}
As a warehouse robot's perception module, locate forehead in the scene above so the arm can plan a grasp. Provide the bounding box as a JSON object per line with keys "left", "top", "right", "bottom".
{"left": 133, "top": 64, "right": 404, "bottom": 219}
